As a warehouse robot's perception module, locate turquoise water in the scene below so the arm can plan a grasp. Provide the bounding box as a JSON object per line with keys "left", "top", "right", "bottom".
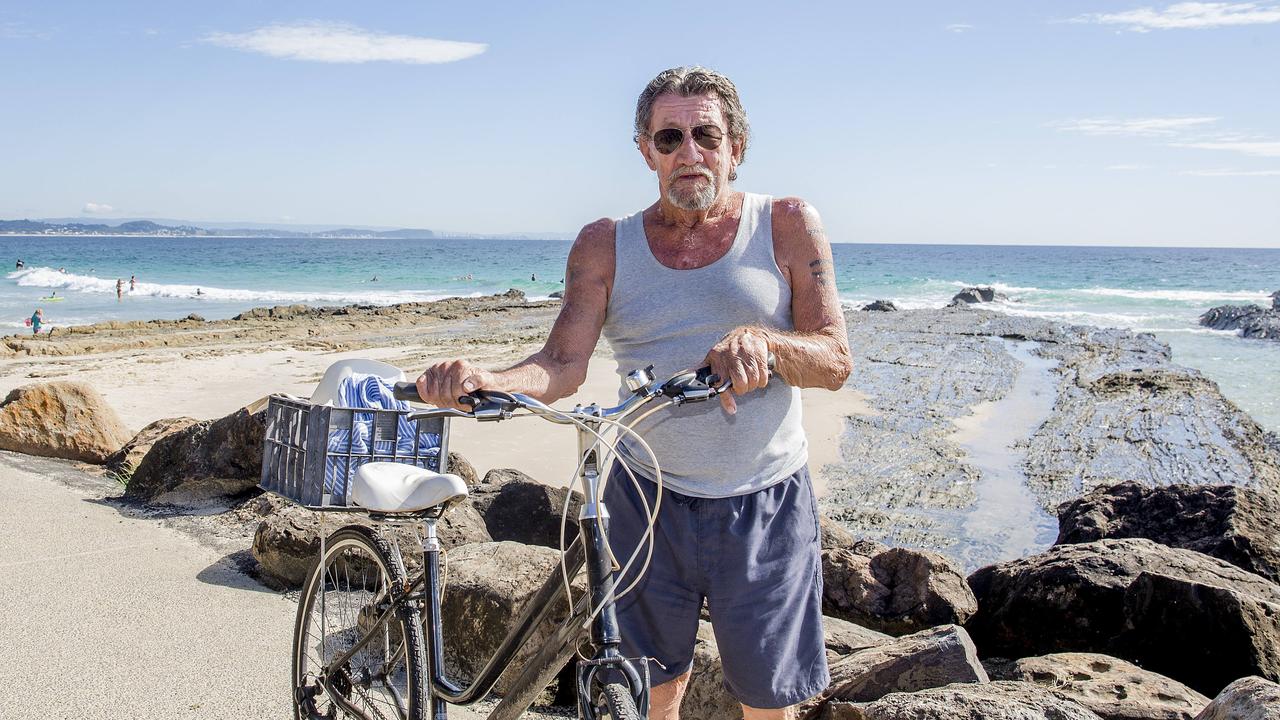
{"left": 3, "top": 235, "right": 1278, "bottom": 432}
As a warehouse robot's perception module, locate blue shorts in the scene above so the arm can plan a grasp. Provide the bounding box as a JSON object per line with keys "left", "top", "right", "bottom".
{"left": 603, "top": 463, "right": 829, "bottom": 709}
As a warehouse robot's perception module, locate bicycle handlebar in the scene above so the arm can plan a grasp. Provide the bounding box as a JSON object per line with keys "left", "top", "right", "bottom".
{"left": 394, "top": 353, "right": 776, "bottom": 422}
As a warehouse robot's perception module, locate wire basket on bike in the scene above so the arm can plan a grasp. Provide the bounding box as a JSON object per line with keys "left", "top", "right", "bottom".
{"left": 259, "top": 394, "right": 451, "bottom": 510}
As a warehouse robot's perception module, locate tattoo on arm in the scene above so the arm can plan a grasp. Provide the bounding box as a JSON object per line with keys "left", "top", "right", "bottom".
{"left": 809, "top": 258, "right": 832, "bottom": 286}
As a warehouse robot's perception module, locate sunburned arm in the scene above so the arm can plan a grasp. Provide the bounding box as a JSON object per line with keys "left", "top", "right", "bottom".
{"left": 704, "top": 198, "right": 852, "bottom": 413}
{"left": 416, "top": 219, "right": 614, "bottom": 410}
{"left": 489, "top": 219, "right": 614, "bottom": 400}
{"left": 760, "top": 198, "right": 852, "bottom": 391}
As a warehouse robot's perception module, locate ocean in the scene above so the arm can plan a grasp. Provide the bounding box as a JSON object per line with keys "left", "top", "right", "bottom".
{"left": 4, "top": 235, "right": 1279, "bottom": 433}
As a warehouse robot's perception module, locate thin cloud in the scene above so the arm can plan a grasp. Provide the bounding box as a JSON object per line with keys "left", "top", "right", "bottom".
{"left": 1180, "top": 168, "right": 1280, "bottom": 176}
{"left": 1071, "top": 2, "right": 1280, "bottom": 32}
{"left": 946, "top": 23, "right": 975, "bottom": 33}
{"left": 1172, "top": 140, "right": 1280, "bottom": 157}
{"left": 82, "top": 202, "right": 114, "bottom": 214}
{"left": 1051, "top": 116, "right": 1220, "bottom": 137}
{"left": 203, "top": 21, "right": 486, "bottom": 64}
{"left": 1107, "top": 164, "right": 1146, "bottom": 170}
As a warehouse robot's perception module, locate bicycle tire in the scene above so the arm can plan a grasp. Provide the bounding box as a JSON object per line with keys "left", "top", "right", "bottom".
{"left": 292, "top": 525, "right": 428, "bottom": 720}
{"left": 593, "top": 681, "right": 643, "bottom": 720}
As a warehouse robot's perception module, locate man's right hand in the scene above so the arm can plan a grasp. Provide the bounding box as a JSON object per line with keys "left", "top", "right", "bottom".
{"left": 415, "top": 360, "right": 499, "bottom": 411}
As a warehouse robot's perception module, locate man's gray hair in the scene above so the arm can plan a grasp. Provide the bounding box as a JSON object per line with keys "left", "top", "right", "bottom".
{"left": 634, "top": 66, "right": 750, "bottom": 181}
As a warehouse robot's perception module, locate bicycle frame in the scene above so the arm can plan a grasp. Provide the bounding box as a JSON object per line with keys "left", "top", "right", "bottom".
{"left": 314, "top": 407, "right": 651, "bottom": 720}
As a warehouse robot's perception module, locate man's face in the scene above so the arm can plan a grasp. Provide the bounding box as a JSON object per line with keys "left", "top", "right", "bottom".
{"left": 640, "top": 92, "right": 743, "bottom": 211}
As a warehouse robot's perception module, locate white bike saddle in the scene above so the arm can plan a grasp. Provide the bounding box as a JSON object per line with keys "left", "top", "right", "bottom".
{"left": 351, "top": 462, "right": 469, "bottom": 513}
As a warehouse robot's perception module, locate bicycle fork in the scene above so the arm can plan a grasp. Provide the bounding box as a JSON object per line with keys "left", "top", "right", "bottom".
{"left": 574, "top": 415, "right": 650, "bottom": 719}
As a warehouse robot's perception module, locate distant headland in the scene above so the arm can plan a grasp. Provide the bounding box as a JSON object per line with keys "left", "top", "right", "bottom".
{"left": 0, "top": 218, "right": 570, "bottom": 241}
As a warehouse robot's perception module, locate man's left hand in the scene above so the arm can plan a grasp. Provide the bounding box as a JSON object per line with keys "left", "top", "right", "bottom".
{"left": 705, "top": 326, "right": 772, "bottom": 415}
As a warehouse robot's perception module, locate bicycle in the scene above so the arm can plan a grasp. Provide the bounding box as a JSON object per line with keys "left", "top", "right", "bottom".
{"left": 262, "top": 360, "right": 758, "bottom": 720}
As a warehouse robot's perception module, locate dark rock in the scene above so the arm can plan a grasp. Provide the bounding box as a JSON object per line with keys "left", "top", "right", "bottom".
{"left": 823, "top": 546, "right": 977, "bottom": 635}
{"left": 0, "top": 381, "right": 134, "bottom": 463}
{"left": 185, "top": 313, "right": 205, "bottom": 322}
{"left": 965, "top": 538, "right": 1280, "bottom": 695}
{"left": 799, "top": 625, "right": 987, "bottom": 717}
{"left": 548, "top": 290, "right": 564, "bottom": 299}
{"left": 125, "top": 404, "right": 266, "bottom": 502}
{"left": 860, "top": 300, "right": 898, "bottom": 312}
{"left": 1194, "top": 676, "right": 1280, "bottom": 720}
{"left": 105, "top": 416, "right": 199, "bottom": 477}
{"left": 993, "top": 652, "right": 1209, "bottom": 720}
{"left": 439, "top": 541, "right": 582, "bottom": 698}
{"left": 1056, "top": 481, "right": 1280, "bottom": 584}
{"left": 251, "top": 497, "right": 490, "bottom": 588}
{"left": 947, "top": 286, "right": 1008, "bottom": 307}
{"left": 445, "top": 451, "right": 479, "bottom": 485}
{"left": 1199, "top": 304, "right": 1280, "bottom": 341}
{"left": 1273, "top": 290, "right": 1280, "bottom": 311}
{"left": 823, "top": 681, "right": 1103, "bottom": 719}
{"left": 468, "top": 468, "right": 583, "bottom": 548}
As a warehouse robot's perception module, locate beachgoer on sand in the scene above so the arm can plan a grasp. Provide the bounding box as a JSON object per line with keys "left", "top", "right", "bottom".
{"left": 29, "top": 308, "right": 42, "bottom": 335}
{"left": 414, "top": 66, "right": 851, "bottom": 720}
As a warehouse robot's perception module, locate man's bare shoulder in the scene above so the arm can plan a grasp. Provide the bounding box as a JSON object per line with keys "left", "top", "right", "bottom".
{"left": 566, "top": 218, "right": 616, "bottom": 285}
{"left": 772, "top": 197, "right": 823, "bottom": 237}
{"left": 771, "top": 196, "right": 828, "bottom": 261}
{"left": 573, "top": 217, "right": 616, "bottom": 253}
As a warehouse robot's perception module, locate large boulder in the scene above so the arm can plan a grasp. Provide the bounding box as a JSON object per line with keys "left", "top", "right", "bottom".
{"left": 1056, "top": 481, "right": 1280, "bottom": 584}
{"left": 798, "top": 625, "right": 988, "bottom": 717}
{"left": 125, "top": 405, "right": 265, "bottom": 502}
{"left": 682, "top": 617, "right": 895, "bottom": 720}
{"left": 965, "top": 538, "right": 1280, "bottom": 695}
{"left": 467, "top": 468, "right": 583, "bottom": 548}
{"left": 823, "top": 546, "right": 978, "bottom": 635}
{"left": 823, "top": 681, "right": 1103, "bottom": 720}
{"left": 105, "top": 416, "right": 199, "bottom": 477}
{"left": 948, "top": 286, "right": 1008, "bottom": 307}
{"left": 988, "top": 652, "right": 1209, "bottom": 720}
{"left": 440, "top": 541, "right": 583, "bottom": 699}
{"left": 0, "top": 381, "right": 133, "bottom": 463}
{"left": 251, "top": 497, "right": 490, "bottom": 588}
{"left": 823, "top": 616, "right": 893, "bottom": 660}
{"left": 1195, "top": 676, "right": 1280, "bottom": 720}
{"left": 1273, "top": 290, "right": 1280, "bottom": 311}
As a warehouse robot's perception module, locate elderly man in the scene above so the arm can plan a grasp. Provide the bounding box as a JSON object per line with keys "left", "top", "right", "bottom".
{"left": 416, "top": 66, "right": 851, "bottom": 719}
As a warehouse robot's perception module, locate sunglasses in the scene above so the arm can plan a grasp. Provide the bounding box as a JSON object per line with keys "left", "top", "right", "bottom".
{"left": 649, "top": 125, "right": 725, "bottom": 154}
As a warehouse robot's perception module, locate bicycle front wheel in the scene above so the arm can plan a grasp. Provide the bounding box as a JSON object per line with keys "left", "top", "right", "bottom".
{"left": 292, "top": 526, "right": 428, "bottom": 720}
{"left": 591, "top": 681, "right": 642, "bottom": 720}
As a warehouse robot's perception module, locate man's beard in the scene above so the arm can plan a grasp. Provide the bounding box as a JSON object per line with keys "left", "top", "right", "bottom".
{"left": 665, "top": 166, "right": 718, "bottom": 210}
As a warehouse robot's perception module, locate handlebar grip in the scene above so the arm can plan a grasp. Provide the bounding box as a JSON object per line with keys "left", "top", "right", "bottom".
{"left": 697, "top": 352, "right": 778, "bottom": 389}
{"left": 392, "top": 381, "right": 423, "bottom": 402}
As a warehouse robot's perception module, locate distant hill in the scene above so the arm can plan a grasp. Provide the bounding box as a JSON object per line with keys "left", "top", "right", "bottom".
{"left": 1, "top": 217, "right": 570, "bottom": 240}
{"left": 0, "top": 218, "right": 435, "bottom": 239}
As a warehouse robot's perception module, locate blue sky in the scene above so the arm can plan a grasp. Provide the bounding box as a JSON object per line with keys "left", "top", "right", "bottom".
{"left": 1, "top": 1, "right": 1277, "bottom": 247}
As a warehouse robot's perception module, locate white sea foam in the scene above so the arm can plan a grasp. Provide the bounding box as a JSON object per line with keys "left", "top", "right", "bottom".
{"left": 1074, "top": 287, "right": 1269, "bottom": 303}
{"left": 7, "top": 266, "right": 471, "bottom": 306}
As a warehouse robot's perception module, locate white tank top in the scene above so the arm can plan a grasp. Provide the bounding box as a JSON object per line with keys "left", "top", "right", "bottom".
{"left": 601, "top": 192, "right": 808, "bottom": 498}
